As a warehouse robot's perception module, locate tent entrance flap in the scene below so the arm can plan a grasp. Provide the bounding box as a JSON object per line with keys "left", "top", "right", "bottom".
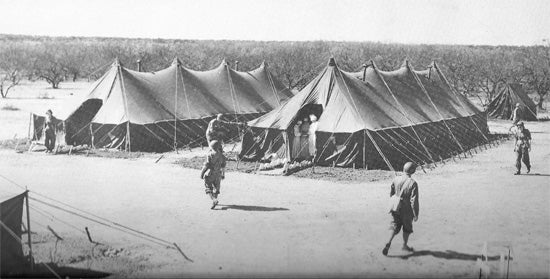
{"left": 297, "top": 104, "right": 323, "bottom": 122}
{"left": 65, "top": 99, "right": 103, "bottom": 146}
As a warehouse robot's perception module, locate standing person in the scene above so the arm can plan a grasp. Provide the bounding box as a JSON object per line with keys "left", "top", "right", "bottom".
{"left": 512, "top": 122, "right": 531, "bottom": 175}
{"left": 43, "top": 109, "right": 57, "bottom": 153}
{"left": 511, "top": 103, "right": 522, "bottom": 125}
{"left": 308, "top": 114, "right": 318, "bottom": 159}
{"left": 206, "top": 114, "right": 227, "bottom": 144}
{"left": 205, "top": 114, "right": 246, "bottom": 145}
{"left": 292, "top": 120, "right": 302, "bottom": 159}
{"left": 298, "top": 117, "right": 310, "bottom": 160}
{"left": 382, "top": 162, "right": 420, "bottom": 256}
{"left": 200, "top": 140, "right": 227, "bottom": 209}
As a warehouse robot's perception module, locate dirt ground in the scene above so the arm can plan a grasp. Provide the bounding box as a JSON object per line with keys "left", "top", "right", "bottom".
{"left": 1, "top": 82, "right": 549, "bottom": 278}
{"left": 0, "top": 118, "right": 548, "bottom": 278}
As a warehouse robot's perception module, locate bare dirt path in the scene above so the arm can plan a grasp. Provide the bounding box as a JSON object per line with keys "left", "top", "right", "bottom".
{"left": 0, "top": 121, "right": 549, "bottom": 278}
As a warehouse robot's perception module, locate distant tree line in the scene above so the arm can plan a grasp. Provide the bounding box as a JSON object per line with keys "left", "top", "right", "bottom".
{"left": 0, "top": 34, "right": 548, "bottom": 109}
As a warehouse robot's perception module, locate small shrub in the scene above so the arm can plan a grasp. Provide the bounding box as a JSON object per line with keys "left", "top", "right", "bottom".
{"left": 37, "top": 92, "right": 55, "bottom": 99}
{"left": 1, "top": 104, "right": 20, "bottom": 111}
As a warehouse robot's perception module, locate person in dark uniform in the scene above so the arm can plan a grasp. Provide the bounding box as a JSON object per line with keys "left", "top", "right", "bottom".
{"left": 512, "top": 122, "right": 531, "bottom": 175}
{"left": 200, "top": 140, "right": 227, "bottom": 209}
{"left": 44, "top": 109, "right": 57, "bottom": 153}
{"left": 383, "top": 162, "right": 420, "bottom": 256}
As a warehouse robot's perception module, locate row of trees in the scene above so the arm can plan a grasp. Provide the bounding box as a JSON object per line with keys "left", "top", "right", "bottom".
{"left": 0, "top": 34, "right": 548, "bottom": 108}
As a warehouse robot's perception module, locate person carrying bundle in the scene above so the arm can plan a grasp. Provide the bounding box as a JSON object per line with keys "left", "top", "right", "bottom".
{"left": 205, "top": 114, "right": 247, "bottom": 145}
{"left": 383, "top": 162, "right": 420, "bottom": 256}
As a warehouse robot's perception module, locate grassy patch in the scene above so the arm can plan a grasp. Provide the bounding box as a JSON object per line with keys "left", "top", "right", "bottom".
{"left": 37, "top": 92, "right": 55, "bottom": 99}
{"left": 1, "top": 103, "right": 20, "bottom": 111}
{"left": 0, "top": 138, "right": 30, "bottom": 152}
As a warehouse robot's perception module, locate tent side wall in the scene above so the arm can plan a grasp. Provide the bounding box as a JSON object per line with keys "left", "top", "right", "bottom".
{"left": 239, "top": 127, "right": 287, "bottom": 162}
{"left": 240, "top": 112, "right": 489, "bottom": 170}
{"left": 88, "top": 113, "right": 264, "bottom": 152}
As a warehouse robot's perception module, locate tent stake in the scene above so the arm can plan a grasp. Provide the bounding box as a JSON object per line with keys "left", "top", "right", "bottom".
{"left": 47, "top": 225, "right": 63, "bottom": 241}
{"left": 85, "top": 227, "right": 94, "bottom": 243}
{"left": 173, "top": 243, "right": 194, "bottom": 262}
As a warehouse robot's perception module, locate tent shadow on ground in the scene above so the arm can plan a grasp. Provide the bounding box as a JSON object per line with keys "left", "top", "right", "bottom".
{"left": 10, "top": 263, "right": 110, "bottom": 278}
{"left": 388, "top": 250, "right": 511, "bottom": 261}
{"left": 216, "top": 204, "right": 289, "bottom": 212}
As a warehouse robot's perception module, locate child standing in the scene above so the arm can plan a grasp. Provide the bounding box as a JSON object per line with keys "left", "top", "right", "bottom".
{"left": 200, "top": 140, "right": 227, "bottom": 209}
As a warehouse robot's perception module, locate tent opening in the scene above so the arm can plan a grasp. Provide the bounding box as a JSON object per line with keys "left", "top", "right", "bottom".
{"left": 290, "top": 104, "right": 323, "bottom": 161}
{"left": 65, "top": 99, "right": 103, "bottom": 145}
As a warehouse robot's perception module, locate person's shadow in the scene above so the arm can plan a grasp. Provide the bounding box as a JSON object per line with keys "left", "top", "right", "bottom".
{"left": 7, "top": 263, "right": 110, "bottom": 278}
{"left": 521, "top": 173, "right": 550, "bottom": 177}
{"left": 388, "top": 250, "right": 510, "bottom": 261}
{"left": 215, "top": 204, "right": 289, "bottom": 212}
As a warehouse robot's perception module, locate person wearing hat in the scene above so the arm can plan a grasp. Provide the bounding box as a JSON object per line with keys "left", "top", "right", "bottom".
{"left": 382, "top": 162, "right": 420, "bottom": 256}
{"left": 205, "top": 113, "right": 246, "bottom": 145}
{"left": 200, "top": 140, "right": 227, "bottom": 209}
{"left": 513, "top": 121, "right": 531, "bottom": 175}
{"left": 43, "top": 109, "right": 58, "bottom": 153}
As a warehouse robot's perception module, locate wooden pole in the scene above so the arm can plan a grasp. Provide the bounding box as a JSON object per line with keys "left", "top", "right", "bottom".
{"left": 27, "top": 113, "right": 32, "bottom": 142}
{"left": 363, "top": 130, "right": 367, "bottom": 169}
{"left": 25, "top": 190, "right": 34, "bottom": 270}
{"left": 362, "top": 64, "right": 368, "bottom": 81}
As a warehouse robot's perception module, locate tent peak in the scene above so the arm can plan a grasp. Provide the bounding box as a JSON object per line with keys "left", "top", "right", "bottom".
{"left": 113, "top": 57, "right": 122, "bottom": 67}
{"left": 328, "top": 57, "right": 337, "bottom": 67}
{"left": 401, "top": 59, "right": 411, "bottom": 68}
{"left": 171, "top": 57, "right": 182, "bottom": 66}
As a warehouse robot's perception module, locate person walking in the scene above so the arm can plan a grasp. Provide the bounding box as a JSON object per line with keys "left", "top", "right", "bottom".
{"left": 382, "top": 162, "right": 420, "bottom": 256}
{"left": 512, "top": 122, "right": 531, "bottom": 175}
{"left": 43, "top": 109, "right": 57, "bottom": 153}
{"left": 200, "top": 140, "right": 227, "bottom": 209}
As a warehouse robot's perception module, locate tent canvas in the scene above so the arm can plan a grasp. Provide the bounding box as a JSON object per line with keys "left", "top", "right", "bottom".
{"left": 239, "top": 58, "right": 489, "bottom": 170}
{"left": 0, "top": 191, "right": 27, "bottom": 276}
{"left": 486, "top": 83, "right": 537, "bottom": 121}
{"left": 30, "top": 59, "right": 293, "bottom": 152}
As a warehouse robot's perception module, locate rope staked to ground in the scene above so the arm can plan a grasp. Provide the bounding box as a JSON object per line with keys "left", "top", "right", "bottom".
{"left": 0, "top": 173, "right": 194, "bottom": 263}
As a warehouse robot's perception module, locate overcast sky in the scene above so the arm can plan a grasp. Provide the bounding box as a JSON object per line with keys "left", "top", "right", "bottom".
{"left": 0, "top": 0, "right": 548, "bottom": 46}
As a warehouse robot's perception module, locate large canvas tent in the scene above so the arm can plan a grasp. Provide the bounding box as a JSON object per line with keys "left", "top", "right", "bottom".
{"left": 486, "top": 83, "right": 537, "bottom": 121}
{"left": 239, "top": 58, "right": 489, "bottom": 170}
{"left": 0, "top": 191, "right": 27, "bottom": 276}
{"left": 30, "top": 58, "right": 293, "bottom": 152}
